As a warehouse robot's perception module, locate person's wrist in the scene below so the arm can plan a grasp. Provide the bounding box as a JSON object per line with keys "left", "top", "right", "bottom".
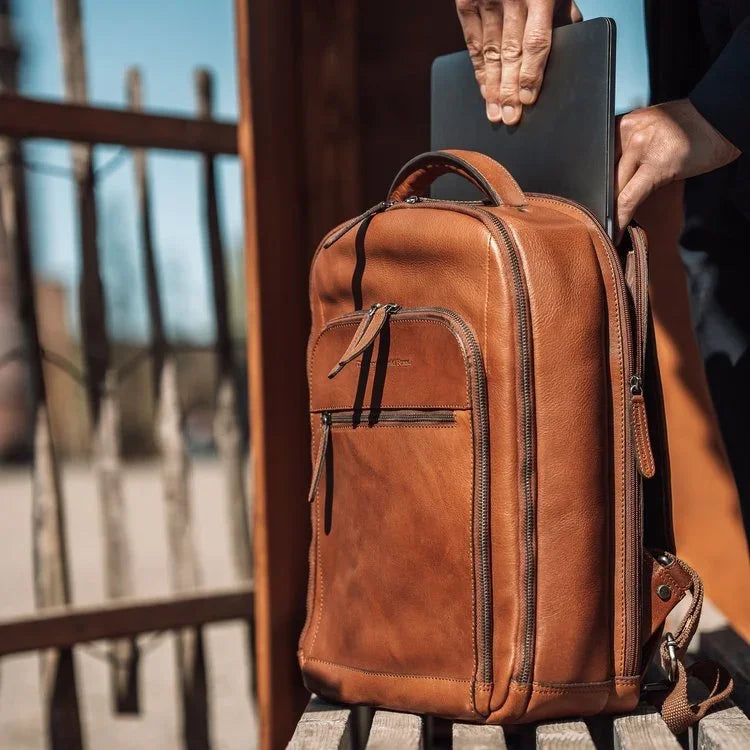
{"left": 678, "top": 98, "right": 741, "bottom": 175}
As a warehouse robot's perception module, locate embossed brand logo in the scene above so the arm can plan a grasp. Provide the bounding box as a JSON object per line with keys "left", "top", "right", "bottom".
{"left": 355, "top": 358, "right": 412, "bottom": 369}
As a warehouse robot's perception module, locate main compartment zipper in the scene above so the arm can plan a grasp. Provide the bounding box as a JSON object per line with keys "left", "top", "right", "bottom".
{"left": 388, "top": 197, "right": 536, "bottom": 685}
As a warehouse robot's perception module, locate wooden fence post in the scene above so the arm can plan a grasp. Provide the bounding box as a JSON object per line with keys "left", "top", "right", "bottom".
{"left": 194, "top": 67, "right": 253, "bottom": 585}
{"left": 125, "top": 65, "right": 211, "bottom": 750}
{"left": 0, "top": 2, "right": 84, "bottom": 746}
{"left": 156, "top": 359, "right": 211, "bottom": 750}
{"left": 53, "top": 0, "right": 139, "bottom": 714}
{"left": 125, "top": 67, "right": 165, "bottom": 399}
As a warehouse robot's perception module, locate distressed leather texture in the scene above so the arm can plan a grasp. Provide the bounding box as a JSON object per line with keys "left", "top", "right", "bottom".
{"left": 299, "top": 150, "right": 688, "bottom": 724}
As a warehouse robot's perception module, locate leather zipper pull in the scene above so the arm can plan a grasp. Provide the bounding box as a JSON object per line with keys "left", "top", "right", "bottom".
{"left": 630, "top": 376, "right": 655, "bottom": 478}
{"left": 323, "top": 201, "right": 393, "bottom": 249}
{"left": 327, "top": 303, "right": 400, "bottom": 379}
{"left": 308, "top": 412, "right": 331, "bottom": 503}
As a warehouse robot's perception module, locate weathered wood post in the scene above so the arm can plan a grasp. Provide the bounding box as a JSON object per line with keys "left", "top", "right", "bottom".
{"left": 126, "top": 67, "right": 166, "bottom": 399}
{"left": 157, "top": 358, "right": 211, "bottom": 750}
{"left": 125, "top": 65, "right": 211, "bottom": 750}
{"left": 0, "top": 1, "right": 84, "bottom": 746}
{"left": 194, "top": 67, "right": 253, "bottom": 585}
{"left": 53, "top": 0, "right": 139, "bottom": 714}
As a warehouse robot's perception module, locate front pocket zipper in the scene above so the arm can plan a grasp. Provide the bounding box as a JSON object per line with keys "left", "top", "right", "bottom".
{"left": 329, "top": 408, "right": 456, "bottom": 427}
{"left": 308, "top": 409, "right": 457, "bottom": 503}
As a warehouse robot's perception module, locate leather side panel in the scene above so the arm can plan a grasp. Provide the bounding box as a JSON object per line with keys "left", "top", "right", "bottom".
{"left": 517, "top": 198, "right": 630, "bottom": 689}
{"left": 500, "top": 206, "right": 612, "bottom": 686}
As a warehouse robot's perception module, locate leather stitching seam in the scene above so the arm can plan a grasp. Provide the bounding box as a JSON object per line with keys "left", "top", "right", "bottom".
{"left": 303, "top": 657, "right": 473, "bottom": 683}
{"left": 633, "top": 404, "right": 655, "bottom": 476}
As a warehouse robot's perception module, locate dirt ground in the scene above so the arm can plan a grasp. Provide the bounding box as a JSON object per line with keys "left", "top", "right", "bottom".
{"left": 0, "top": 459, "right": 258, "bottom": 749}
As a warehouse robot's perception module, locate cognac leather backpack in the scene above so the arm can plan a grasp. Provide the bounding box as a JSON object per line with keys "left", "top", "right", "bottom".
{"left": 299, "top": 150, "right": 732, "bottom": 732}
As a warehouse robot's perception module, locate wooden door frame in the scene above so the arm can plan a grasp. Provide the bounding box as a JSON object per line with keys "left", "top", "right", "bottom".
{"left": 234, "top": 1, "right": 360, "bottom": 746}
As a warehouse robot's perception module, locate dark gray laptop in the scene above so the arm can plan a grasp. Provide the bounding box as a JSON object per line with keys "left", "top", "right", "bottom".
{"left": 431, "top": 17, "right": 616, "bottom": 237}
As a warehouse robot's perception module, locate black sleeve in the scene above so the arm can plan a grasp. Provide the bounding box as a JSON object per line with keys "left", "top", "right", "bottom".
{"left": 689, "top": 15, "right": 750, "bottom": 154}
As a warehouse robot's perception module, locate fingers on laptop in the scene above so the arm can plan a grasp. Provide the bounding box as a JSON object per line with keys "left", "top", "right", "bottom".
{"left": 457, "top": 0, "right": 583, "bottom": 124}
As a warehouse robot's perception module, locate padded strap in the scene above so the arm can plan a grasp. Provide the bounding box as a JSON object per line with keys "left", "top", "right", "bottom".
{"left": 387, "top": 150, "right": 527, "bottom": 207}
{"left": 649, "top": 557, "right": 734, "bottom": 733}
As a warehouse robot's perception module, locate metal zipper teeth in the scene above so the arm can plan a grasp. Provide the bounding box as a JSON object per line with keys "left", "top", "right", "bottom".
{"left": 327, "top": 408, "right": 455, "bottom": 425}
{"left": 391, "top": 201, "right": 534, "bottom": 685}
{"left": 475, "top": 209, "right": 536, "bottom": 685}
{"left": 396, "top": 306, "right": 492, "bottom": 685}
{"left": 527, "top": 193, "right": 640, "bottom": 675}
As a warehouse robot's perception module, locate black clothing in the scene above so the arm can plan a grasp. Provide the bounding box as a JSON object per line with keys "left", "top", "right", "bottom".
{"left": 646, "top": 0, "right": 750, "bottom": 539}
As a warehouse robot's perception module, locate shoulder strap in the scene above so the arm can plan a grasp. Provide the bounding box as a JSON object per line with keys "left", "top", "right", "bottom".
{"left": 649, "top": 556, "right": 734, "bottom": 733}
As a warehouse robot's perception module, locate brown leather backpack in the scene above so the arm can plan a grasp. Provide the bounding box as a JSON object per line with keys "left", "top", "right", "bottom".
{"left": 299, "top": 150, "right": 732, "bottom": 732}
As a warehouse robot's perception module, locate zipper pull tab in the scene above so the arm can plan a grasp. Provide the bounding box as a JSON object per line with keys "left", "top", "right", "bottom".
{"left": 327, "top": 303, "right": 400, "bottom": 379}
{"left": 323, "top": 201, "right": 393, "bottom": 249}
{"left": 308, "top": 412, "right": 331, "bottom": 503}
{"left": 630, "top": 375, "right": 655, "bottom": 479}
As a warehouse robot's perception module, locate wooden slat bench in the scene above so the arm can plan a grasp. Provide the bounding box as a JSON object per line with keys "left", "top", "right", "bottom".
{"left": 288, "top": 629, "right": 750, "bottom": 749}
{"left": 289, "top": 699, "right": 750, "bottom": 749}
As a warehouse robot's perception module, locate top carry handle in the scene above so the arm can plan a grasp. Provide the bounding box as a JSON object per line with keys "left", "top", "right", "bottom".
{"left": 387, "top": 149, "right": 527, "bottom": 207}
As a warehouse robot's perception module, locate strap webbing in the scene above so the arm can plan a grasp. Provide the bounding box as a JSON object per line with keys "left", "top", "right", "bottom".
{"left": 650, "top": 557, "right": 734, "bottom": 733}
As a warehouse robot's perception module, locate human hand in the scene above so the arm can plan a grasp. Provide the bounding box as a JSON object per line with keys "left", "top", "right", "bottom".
{"left": 615, "top": 99, "right": 741, "bottom": 236}
{"left": 455, "top": 0, "right": 582, "bottom": 125}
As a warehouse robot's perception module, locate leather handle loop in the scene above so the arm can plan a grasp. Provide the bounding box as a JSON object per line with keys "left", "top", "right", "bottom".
{"left": 387, "top": 149, "right": 527, "bottom": 207}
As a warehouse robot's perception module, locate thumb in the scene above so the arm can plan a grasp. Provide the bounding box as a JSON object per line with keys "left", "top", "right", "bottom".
{"left": 554, "top": 1, "right": 583, "bottom": 25}
{"left": 616, "top": 163, "right": 660, "bottom": 238}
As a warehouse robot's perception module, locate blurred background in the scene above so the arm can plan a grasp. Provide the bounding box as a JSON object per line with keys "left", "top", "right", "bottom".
{"left": 0, "top": 1, "right": 254, "bottom": 748}
{"left": 7, "top": 2, "right": 746, "bottom": 750}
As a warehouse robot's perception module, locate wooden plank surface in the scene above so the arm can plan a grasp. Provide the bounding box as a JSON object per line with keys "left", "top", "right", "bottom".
{"left": 700, "top": 628, "right": 750, "bottom": 714}
{"left": 365, "top": 711, "right": 423, "bottom": 749}
{"left": 0, "top": 585, "right": 253, "bottom": 654}
{"left": 0, "top": 93, "right": 237, "bottom": 152}
{"left": 536, "top": 720, "right": 596, "bottom": 749}
{"left": 697, "top": 705, "right": 750, "bottom": 749}
{"left": 613, "top": 707, "right": 681, "bottom": 749}
{"left": 452, "top": 722, "right": 507, "bottom": 749}
{"left": 287, "top": 697, "right": 353, "bottom": 750}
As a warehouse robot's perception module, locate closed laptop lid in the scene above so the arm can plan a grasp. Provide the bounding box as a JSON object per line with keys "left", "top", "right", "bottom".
{"left": 431, "top": 17, "right": 616, "bottom": 236}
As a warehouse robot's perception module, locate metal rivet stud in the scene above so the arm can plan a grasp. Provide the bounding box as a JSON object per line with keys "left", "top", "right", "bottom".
{"left": 656, "top": 584, "right": 672, "bottom": 602}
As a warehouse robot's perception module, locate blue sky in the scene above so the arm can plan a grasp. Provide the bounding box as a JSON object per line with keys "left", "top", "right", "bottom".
{"left": 12, "top": 0, "right": 648, "bottom": 343}
{"left": 14, "top": 0, "right": 242, "bottom": 343}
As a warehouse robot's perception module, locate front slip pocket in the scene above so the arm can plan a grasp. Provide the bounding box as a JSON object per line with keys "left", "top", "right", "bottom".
{"left": 301, "top": 307, "right": 492, "bottom": 710}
